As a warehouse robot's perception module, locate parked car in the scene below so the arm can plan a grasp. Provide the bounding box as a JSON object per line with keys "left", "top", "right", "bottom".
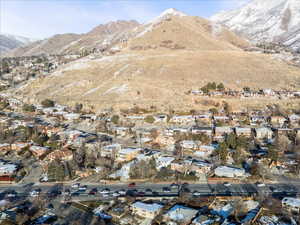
{"left": 71, "top": 183, "right": 80, "bottom": 189}
{"left": 128, "top": 182, "right": 136, "bottom": 188}
{"left": 162, "top": 187, "right": 171, "bottom": 193}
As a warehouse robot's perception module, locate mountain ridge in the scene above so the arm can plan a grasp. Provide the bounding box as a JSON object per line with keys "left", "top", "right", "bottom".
{"left": 211, "top": 0, "right": 300, "bottom": 51}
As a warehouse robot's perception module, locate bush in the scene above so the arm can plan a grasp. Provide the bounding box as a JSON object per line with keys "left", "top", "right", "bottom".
{"left": 22, "top": 104, "right": 36, "bottom": 112}
{"left": 145, "top": 115, "right": 155, "bottom": 124}
{"left": 41, "top": 99, "right": 55, "bottom": 108}
{"left": 111, "top": 115, "right": 119, "bottom": 124}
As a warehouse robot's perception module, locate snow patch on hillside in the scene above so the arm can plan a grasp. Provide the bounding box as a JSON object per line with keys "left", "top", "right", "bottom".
{"left": 103, "top": 84, "right": 128, "bottom": 95}
{"left": 113, "top": 65, "right": 130, "bottom": 78}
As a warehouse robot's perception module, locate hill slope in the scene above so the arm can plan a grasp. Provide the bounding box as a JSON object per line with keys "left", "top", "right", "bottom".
{"left": 5, "top": 20, "right": 139, "bottom": 57}
{"left": 211, "top": 0, "right": 300, "bottom": 51}
{"left": 17, "top": 9, "right": 300, "bottom": 112}
{"left": 0, "top": 33, "right": 34, "bottom": 54}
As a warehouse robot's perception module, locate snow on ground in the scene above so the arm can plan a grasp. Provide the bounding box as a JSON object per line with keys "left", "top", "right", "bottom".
{"left": 211, "top": 22, "right": 223, "bottom": 38}
{"left": 113, "top": 65, "right": 130, "bottom": 78}
{"left": 102, "top": 84, "right": 129, "bottom": 95}
{"left": 83, "top": 86, "right": 101, "bottom": 97}
{"left": 62, "top": 60, "right": 91, "bottom": 72}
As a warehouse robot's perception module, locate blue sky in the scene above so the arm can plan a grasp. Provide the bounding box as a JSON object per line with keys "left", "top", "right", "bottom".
{"left": 1, "top": 0, "right": 250, "bottom": 39}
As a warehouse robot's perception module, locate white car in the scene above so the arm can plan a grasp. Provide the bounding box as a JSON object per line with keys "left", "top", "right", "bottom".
{"left": 7, "top": 193, "right": 16, "bottom": 198}
{"left": 193, "top": 191, "right": 201, "bottom": 196}
{"left": 78, "top": 186, "right": 87, "bottom": 191}
{"left": 118, "top": 189, "right": 126, "bottom": 195}
{"left": 112, "top": 192, "right": 120, "bottom": 197}
{"left": 256, "top": 182, "right": 266, "bottom": 187}
{"left": 100, "top": 188, "right": 110, "bottom": 194}
{"left": 30, "top": 190, "right": 40, "bottom": 197}
{"left": 71, "top": 183, "right": 80, "bottom": 189}
{"left": 224, "top": 182, "right": 231, "bottom": 187}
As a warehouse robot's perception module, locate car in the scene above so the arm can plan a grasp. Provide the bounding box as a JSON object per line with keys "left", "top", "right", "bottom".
{"left": 128, "top": 182, "right": 136, "bottom": 188}
{"left": 78, "top": 185, "right": 87, "bottom": 191}
{"left": 193, "top": 191, "right": 201, "bottom": 196}
{"left": 7, "top": 193, "right": 16, "bottom": 198}
{"left": 63, "top": 189, "right": 71, "bottom": 196}
{"left": 145, "top": 188, "right": 152, "bottom": 193}
{"left": 256, "top": 182, "right": 266, "bottom": 187}
{"left": 152, "top": 191, "right": 159, "bottom": 196}
{"left": 30, "top": 189, "right": 41, "bottom": 197}
{"left": 137, "top": 191, "right": 145, "bottom": 196}
{"left": 223, "top": 182, "right": 231, "bottom": 187}
{"left": 100, "top": 188, "right": 110, "bottom": 194}
{"left": 112, "top": 192, "right": 120, "bottom": 197}
{"left": 102, "top": 193, "right": 110, "bottom": 198}
{"left": 162, "top": 187, "right": 171, "bottom": 193}
{"left": 88, "top": 188, "right": 98, "bottom": 195}
{"left": 170, "top": 183, "right": 179, "bottom": 189}
{"left": 118, "top": 189, "right": 126, "bottom": 195}
{"left": 182, "top": 187, "right": 191, "bottom": 193}
{"left": 182, "top": 182, "right": 189, "bottom": 187}
{"left": 71, "top": 191, "right": 80, "bottom": 196}
{"left": 71, "top": 183, "right": 80, "bottom": 189}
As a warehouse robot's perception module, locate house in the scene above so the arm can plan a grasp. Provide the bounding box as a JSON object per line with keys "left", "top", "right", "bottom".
{"left": 170, "top": 115, "right": 194, "bottom": 124}
{"left": 194, "top": 145, "right": 216, "bottom": 158}
{"left": 254, "top": 127, "right": 273, "bottom": 140}
{"left": 44, "top": 149, "right": 73, "bottom": 161}
{"left": 113, "top": 127, "right": 129, "bottom": 137}
{"left": 282, "top": 197, "right": 300, "bottom": 213}
{"left": 63, "top": 113, "right": 80, "bottom": 120}
{"left": 250, "top": 116, "right": 266, "bottom": 125}
{"left": 213, "top": 116, "right": 230, "bottom": 123}
{"left": 163, "top": 205, "right": 198, "bottom": 225}
{"left": 214, "top": 166, "right": 246, "bottom": 178}
{"left": 116, "top": 147, "right": 142, "bottom": 162}
{"left": 181, "top": 140, "right": 200, "bottom": 150}
{"left": 156, "top": 156, "right": 175, "bottom": 169}
{"left": 30, "top": 146, "right": 49, "bottom": 157}
{"left": 194, "top": 115, "right": 211, "bottom": 124}
{"left": 270, "top": 116, "right": 287, "bottom": 126}
{"left": 190, "top": 126, "right": 213, "bottom": 136}
{"left": 214, "top": 127, "right": 233, "bottom": 141}
{"left": 235, "top": 127, "right": 252, "bottom": 137}
{"left": 0, "top": 162, "right": 17, "bottom": 176}
{"left": 131, "top": 201, "right": 163, "bottom": 219}
{"left": 101, "top": 144, "right": 122, "bottom": 157}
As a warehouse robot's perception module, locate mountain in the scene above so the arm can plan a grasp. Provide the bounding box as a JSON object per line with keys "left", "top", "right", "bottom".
{"left": 211, "top": 0, "right": 300, "bottom": 51}
{"left": 17, "top": 9, "right": 300, "bottom": 112}
{"left": 0, "top": 33, "right": 35, "bottom": 54}
{"left": 5, "top": 20, "right": 139, "bottom": 57}
{"left": 6, "top": 33, "right": 82, "bottom": 57}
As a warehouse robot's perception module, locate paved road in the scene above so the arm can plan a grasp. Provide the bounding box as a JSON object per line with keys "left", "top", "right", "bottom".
{"left": 0, "top": 182, "right": 299, "bottom": 201}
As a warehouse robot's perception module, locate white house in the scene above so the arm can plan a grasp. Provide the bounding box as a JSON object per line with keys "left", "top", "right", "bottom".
{"left": 131, "top": 201, "right": 163, "bottom": 219}
{"left": 214, "top": 166, "right": 246, "bottom": 178}
{"left": 164, "top": 205, "right": 198, "bottom": 225}
{"left": 156, "top": 156, "right": 175, "bottom": 169}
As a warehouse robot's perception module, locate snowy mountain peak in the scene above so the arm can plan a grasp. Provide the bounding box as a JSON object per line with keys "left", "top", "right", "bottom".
{"left": 159, "top": 8, "right": 187, "bottom": 17}
{"left": 147, "top": 8, "right": 187, "bottom": 25}
{"left": 211, "top": 0, "right": 300, "bottom": 51}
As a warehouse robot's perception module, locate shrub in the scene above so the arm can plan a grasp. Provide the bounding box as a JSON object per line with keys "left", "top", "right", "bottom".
{"left": 41, "top": 99, "right": 55, "bottom": 108}
{"left": 145, "top": 115, "right": 155, "bottom": 124}
{"left": 111, "top": 115, "right": 119, "bottom": 124}
{"left": 22, "top": 104, "right": 36, "bottom": 112}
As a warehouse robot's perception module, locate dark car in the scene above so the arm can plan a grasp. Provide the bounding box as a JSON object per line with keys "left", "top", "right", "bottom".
{"left": 128, "top": 182, "right": 136, "bottom": 188}
{"left": 162, "top": 187, "right": 171, "bottom": 193}
{"left": 89, "top": 188, "right": 98, "bottom": 195}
